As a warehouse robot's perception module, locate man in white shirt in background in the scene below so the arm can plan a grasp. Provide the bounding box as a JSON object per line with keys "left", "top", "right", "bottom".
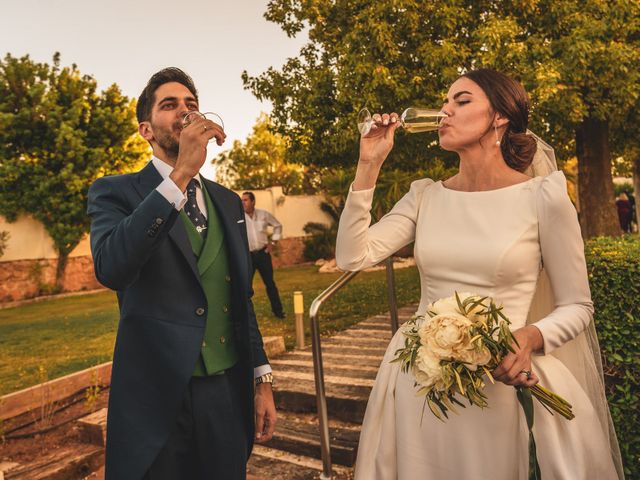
{"left": 241, "top": 191, "right": 286, "bottom": 319}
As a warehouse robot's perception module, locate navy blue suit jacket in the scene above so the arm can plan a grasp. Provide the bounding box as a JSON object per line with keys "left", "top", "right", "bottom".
{"left": 87, "top": 162, "right": 267, "bottom": 479}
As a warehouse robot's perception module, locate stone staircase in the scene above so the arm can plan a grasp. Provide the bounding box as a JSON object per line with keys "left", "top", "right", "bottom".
{"left": 248, "top": 305, "right": 416, "bottom": 479}
{"left": 2, "top": 307, "right": 416, "bottom": 479}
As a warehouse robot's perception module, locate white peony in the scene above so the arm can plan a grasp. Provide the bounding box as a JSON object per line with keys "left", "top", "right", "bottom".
{"left": 419, "top": 312, "right": 474, "bottom": 359}
{"left": 413, "top": 346, "right": 443, "bottom": 389}
{"left": 457, "top": 344, "right": 493, "bottom": 371}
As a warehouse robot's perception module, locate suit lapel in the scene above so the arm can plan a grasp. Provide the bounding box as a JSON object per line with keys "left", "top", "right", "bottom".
{"left": 133, "top": 161, "right": 199, "bottom": 281}
{"left": 202, "top": 179, "right": 245, "bottom": 277}
{"left": 197, "top": 187, "right": 224, "bottom": 276}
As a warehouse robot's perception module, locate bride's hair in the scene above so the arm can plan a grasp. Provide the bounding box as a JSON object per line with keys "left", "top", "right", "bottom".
{"left": 461, "top": 69, "right": 537, "bottom": 172}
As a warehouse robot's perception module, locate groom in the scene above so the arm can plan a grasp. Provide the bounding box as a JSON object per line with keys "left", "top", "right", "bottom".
{"left": 87, "top": 67, "right": 276, "bottom": 479}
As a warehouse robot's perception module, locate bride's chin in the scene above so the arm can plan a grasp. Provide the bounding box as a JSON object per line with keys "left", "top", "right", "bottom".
{"left": 438, "top": 139, "right": 455, "bottom": 152}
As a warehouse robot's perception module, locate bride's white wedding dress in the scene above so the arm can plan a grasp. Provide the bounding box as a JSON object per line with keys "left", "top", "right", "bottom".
{"left": 336, "top": 172, "right": 620, "bottom": 480}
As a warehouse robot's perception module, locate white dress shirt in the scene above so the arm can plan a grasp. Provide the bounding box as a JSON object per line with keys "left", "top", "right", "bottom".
{"left": 152, "top": 157, "right": 271, "bottom": 379}
{"left": 245, "top": 208, "right": 283, "bottom": 252}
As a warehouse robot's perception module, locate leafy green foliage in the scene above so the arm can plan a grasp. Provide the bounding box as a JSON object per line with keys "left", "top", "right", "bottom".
{"left": 246, "top": 0, "right": 640, "bottom": 235}
{"left": 585, "top": 235, "right": 640, "bottom": 478}
{"left": 0, "top": 231, "right": 9, "bottom": 258}
{"left": 214, "top": 113, "right": 316, "bottom": 194}
{"left": 0, "top": 53, "right": 149, "bottom": 286}
{"left": 613, "top": 181, "right": 634, "bottom": 198}
{"left": 302, "top": 162, "right": 456, "bottom": 260}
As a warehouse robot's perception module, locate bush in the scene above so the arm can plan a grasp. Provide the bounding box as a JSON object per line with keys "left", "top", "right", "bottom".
{"left": 585, "top": 235, "right": 640, "bottom": 478}
{"left": 613, "top": 181, "right": 634, "bottom": 197}
{"left": 0, "top": 230, "right": 9, "bottom": 258}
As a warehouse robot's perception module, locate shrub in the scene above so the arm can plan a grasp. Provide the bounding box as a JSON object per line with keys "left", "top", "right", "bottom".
{"left": 0, "top": 231, "right": 9, "bottom": 258}
{"left": 613, "top": 181, "right": 634, "bottom": 197}
{"left": 585, "top": 235, "right": 640, "bottom": 478}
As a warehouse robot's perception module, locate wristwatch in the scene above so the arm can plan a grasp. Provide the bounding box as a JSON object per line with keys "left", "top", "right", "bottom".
{"left": 255, "top": 372, "right": 274, "bottom": 386}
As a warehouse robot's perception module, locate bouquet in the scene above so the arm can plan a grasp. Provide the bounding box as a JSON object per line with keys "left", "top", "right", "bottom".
{"left": 392, "top": 292, "right": 574, "bottom": 479}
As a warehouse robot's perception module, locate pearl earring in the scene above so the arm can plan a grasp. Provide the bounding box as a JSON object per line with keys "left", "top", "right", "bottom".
{"left": 494, "top": 123, "right": 500, "bottom": 146}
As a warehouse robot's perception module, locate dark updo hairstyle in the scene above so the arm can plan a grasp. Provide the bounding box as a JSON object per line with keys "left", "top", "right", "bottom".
{"left": 461, "top": 69, "right": 537, "bottom": 172}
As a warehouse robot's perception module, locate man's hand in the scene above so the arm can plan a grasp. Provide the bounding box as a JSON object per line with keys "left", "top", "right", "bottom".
{"left": 170, "top": 116, "right": 226, "bottom": 191}
{"left": 254, "top": 382, "right": 277, "bottom": 443}
{"left": 265, "top": 242, "right": 273, "bottom": 254}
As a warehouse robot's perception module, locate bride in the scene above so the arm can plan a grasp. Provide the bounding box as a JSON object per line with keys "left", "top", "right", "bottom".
{"left": 336, "top": 69, "right": 623, "bottom": 479}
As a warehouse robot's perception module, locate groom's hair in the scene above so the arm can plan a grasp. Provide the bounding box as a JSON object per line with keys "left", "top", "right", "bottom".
{"left": 136, "top": 67, "right": 199, "bottom": 123}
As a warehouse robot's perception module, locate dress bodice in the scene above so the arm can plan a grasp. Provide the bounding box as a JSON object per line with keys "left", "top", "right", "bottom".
{"left": 336, "top": 171, "right": 593, "bottom": 355}
{"left": 414, "top": 178, "right": 542, "bottom": 327}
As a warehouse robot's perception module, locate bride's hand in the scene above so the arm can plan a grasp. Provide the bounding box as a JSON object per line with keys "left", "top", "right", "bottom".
{"left": 492, "top": 326, "right": 544, "bottom": 387}
{"left": 359, "top": 112, "right": 401, "bottom": 167}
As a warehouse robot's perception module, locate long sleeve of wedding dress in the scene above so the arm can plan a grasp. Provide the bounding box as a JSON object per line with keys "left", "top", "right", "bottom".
{"left": 532, "top": 172, "right": 594, "bottom": 354}
{"left": 336, "top": 178, "right": 434, "bottom": 271}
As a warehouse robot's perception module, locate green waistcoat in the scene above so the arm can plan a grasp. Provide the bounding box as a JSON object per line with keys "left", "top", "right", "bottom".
{"left": 179, "top": 183, "right": 239, "bottom": 376}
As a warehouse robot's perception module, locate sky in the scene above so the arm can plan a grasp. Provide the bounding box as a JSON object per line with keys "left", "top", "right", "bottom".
{"left": 0, "top": 0, "right": 308, "bottom": 178}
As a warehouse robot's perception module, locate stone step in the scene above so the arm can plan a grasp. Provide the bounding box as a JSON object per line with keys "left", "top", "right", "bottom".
{"left": 77, "top": 408, "right": 107, "bottom": 446}
{"left": 349, "top": 322, "right": 393, "bottom": 331}
{"left": 313, "top": 343, "right": 388, "bottom": 356}
{"left": 273, "top": 376, "right": 370, "bottom": 424}
{"left": 271, "top": 358, "right": 380, "bottom": 375}
{"left": 285, "top": 350, "right": 384, "bottom": 367}
{"left": 264, "top": 411, "right": 360, "bottom": 467}
{"left": 4, "top": 444, "right": 103, "bottom": 480}
{"left": 331, "top": 328, "right": 393, "bottom": 339}
{"left": 273, "top": 360, "right": 379, "bottom": 381}
{"left": 248, "top": 445, "right": 352, "bottom": 480}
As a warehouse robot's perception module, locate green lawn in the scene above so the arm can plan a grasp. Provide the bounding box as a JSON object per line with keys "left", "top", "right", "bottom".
{"left": 0, "top": 264, "right": 421, "bottom": 395}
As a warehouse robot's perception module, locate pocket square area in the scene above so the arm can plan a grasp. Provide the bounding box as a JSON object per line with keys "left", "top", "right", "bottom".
{"left": 237, "top": 219, "right": 245, "bottom": 223}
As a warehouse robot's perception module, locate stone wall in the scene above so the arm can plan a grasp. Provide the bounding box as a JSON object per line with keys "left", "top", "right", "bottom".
{"left": 0, "top": 237, "right": 309, "bottom": 303}
{"left": 0, "top": 256, "right": 102, "bottom": 303}
{"left": 271, "top": 237, "right": 307, "bottom": 268}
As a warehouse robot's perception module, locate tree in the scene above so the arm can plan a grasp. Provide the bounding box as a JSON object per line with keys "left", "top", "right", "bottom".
{"left": 612, "top": 98, "right": 640, "bottom": 228}
{"left": 214, "top": 113, "right": 315, "bottom": 194}
{"left": 244, "top": 0, "right": 640, "bottom": 237}
{"left": 0, "top": 53, "right": 149, "bottom": 290}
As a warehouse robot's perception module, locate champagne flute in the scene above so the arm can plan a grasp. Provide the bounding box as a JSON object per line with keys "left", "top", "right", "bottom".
{"left": 357, "top": 107, "right": 447, "bottom": 136}
{"left": 182, "top": 111, "right": 225, "bottom": 143}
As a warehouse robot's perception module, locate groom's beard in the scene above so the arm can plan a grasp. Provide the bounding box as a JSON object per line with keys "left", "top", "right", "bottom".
{"left": 152, "top": 122, "right": 181, "bottom": 160}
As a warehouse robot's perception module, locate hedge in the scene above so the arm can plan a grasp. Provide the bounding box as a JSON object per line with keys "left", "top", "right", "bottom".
{"left": 586, "top": 235, "right": 640, "bottom": 479}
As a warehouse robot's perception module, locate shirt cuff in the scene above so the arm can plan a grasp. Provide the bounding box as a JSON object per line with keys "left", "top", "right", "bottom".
{"left": 271, "top": 232, "right": 282, "bottom": 241}
{"left": 156, "top": 177, "right": 187, "bottom": 211}
{"left": 254, "top": 364, "right": 272, "bottom": 379}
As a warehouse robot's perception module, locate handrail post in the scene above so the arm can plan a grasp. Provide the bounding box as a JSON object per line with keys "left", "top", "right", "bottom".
{"left": 310, "top": 308, "right": 332, "bottom": 479}
{"left": 309, "top": 270, "right": 359, "bottom": 480}
{"left": 385, "top": 257, "right": 399, "bottom": 334}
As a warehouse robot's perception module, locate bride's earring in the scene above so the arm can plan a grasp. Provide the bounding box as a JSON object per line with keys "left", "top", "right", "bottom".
{"left": 494, "top": 123, "right": 500, "bottom": 146}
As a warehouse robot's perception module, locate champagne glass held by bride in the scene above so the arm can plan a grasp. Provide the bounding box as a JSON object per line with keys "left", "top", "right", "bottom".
{"left": 357, "top": 107, "right": 447, "bottom": 136}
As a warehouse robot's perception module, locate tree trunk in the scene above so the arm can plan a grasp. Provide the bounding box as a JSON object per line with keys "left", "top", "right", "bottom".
{"left": 55, "top": 251, "right": 69, "bottom": 293}
{"left": 634, "top": 156, "right": 640, "bottom": 229}
{"left": 575, "top": 118, "right": 620, "bottom": 238}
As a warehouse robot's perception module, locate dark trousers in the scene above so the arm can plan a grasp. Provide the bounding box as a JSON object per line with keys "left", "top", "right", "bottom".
{"left": 144, "top": 365, "right": 248, "bottom": 480}
{"left": 250, "top": 249, "right": 284, "bottom": 317}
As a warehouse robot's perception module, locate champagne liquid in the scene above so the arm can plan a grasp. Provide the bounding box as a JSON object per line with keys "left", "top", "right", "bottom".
{"left": 402, "top": 119, "right": 440, "bottom": 133}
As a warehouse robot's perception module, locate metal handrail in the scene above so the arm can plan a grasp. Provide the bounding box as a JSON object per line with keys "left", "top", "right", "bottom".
{"left": 309, "top": 259, "right": 398, "bottom": 479}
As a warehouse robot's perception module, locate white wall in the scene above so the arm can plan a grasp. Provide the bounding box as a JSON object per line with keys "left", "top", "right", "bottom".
{"left": 0, "top": 187, "right": 333, "bottom": 262}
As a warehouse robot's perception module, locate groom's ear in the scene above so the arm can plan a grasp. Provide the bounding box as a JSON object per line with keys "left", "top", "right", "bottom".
{"left": 139, "top": 122, "right": 154, "bottom": 142}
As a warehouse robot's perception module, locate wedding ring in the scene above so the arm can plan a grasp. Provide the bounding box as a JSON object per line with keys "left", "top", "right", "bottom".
{"left": 519, "top": 369, "right": 532, "bottom": 380}
{"left": 203, "top": 125, "right": 208, "bottom": 132}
